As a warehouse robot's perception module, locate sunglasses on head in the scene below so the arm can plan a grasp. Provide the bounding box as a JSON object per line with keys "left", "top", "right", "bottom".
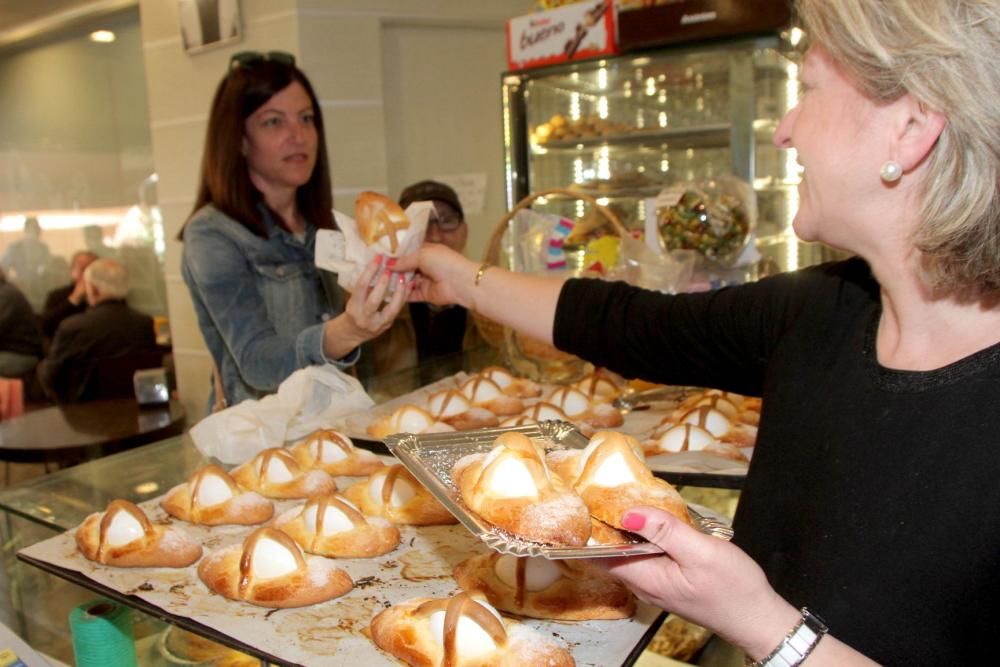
{"left": 228, "top": 50, "right": 296, "bottom": 74}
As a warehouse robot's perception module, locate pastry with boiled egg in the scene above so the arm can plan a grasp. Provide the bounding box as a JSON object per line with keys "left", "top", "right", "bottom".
{"left": 198, "top": 526, "right": 353, "bottom": 608}
{"left": 475, "top": 366, "right": 542, "bottom": 399}
{"left": 367, "top": 404, "right": 455, "bottom": 439}
{"left": 273, "top": 492, "right": 400, "bottom": 558}
{"left": 572, "top": 369, "right": 626, "bottom": 401}
{"left": 644, "top": 423, "right": 748, "bottom": 462}
{"left": 453, "top": 552, "right": 635, "bottom": 620}
{"left": 546, "top": 431, "right": 693, "bottom": 530}
{"left": 654, "top": 403, "right": 757, "bottom": 448}
{"left": 160, "top": 465, "right": 273, "bottom": 526}
{"left": 502, "top": 401, "right": 571, "bottom": 427}
{"left": 426, "top": 389, "right": 500, "bottom": 431}
{"left": 76, "top": 499, "right": 202, "bottom": 568}
{"left": 230, "top": 448, "right": 337, "bottom": 499}
{"left": 458, "top": 376, "right": 524, "bottom": 416}
{"left": 289, "top": 428, "right": 385, "bottom": 476}
{"left": 369, "top": 592, "right": 575, "bottom": 667}
{"left": 452, "top": 432, "right": 591, "bottom": 546}
{"left": 546, "top": 386, "right": 623, "bottom": 434}
{"left": 343, "top": 464, "right": 457, "bottom": 526}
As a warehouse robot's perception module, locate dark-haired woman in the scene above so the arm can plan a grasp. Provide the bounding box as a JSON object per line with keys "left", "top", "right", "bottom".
{"left": 182, "top": 53, "right": 408, "bottom": 409}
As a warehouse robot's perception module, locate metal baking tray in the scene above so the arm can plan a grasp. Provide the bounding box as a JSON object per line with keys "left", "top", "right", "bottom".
{"left": 385, "top": 421, "right": 732, "bottom": 559}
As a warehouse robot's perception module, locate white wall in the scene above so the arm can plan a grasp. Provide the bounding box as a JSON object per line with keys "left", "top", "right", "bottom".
{"left": 0, "top": 10, "right": 152, "bottom": 212}
{"left": 139, "top": 0, "right": 525, "bottom": 420}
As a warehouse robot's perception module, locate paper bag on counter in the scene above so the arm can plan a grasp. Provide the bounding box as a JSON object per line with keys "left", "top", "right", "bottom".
{"left": 277, "top": 364, "right": 374, "bottom": 441}
{"left": 316, "top": 199, "right": 433, "bottom": 292}
{"left": 190, "top": 364, "right": 375, "bottom": 465}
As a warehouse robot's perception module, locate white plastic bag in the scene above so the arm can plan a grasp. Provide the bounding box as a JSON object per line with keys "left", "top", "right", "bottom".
{"left": 189, "top": 365, "right": 375, "bottom": 465}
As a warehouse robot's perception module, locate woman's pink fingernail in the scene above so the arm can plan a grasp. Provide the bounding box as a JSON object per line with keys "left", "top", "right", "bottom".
{"left": 397, "top": 274, "right": 405, "bottom": 285}
{"left": 382, "top": 269, "right": 392, "bottom": 279}
{"left": 622, "top": 512, "right": 645, "bottom": 531}
{"left": 386, "top": 257, "right": 397, "bottom": 267}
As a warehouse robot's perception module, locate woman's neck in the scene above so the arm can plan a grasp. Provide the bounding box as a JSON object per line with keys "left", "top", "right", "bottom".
{"left": 874, "top": 259, "right": 1000, "bottom": 370}
{"left": 251, "top": 177, "right": 305, "bottom": 234}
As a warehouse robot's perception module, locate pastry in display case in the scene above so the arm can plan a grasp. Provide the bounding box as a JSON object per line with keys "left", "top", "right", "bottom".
{"left": 502, "top": 29, "right": 846, "bottom": 277}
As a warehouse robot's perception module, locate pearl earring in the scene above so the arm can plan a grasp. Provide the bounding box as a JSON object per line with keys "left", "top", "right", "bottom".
{"left": 880, "top": 160, "right": 902, "bottom": 183}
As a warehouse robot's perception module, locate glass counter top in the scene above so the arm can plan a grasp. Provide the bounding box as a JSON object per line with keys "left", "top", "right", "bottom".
{"left": 0, "top": 434, "right": 205, "bottom": 533}
{"left": 0, "top": 345, "right": 504, "bottom": 534}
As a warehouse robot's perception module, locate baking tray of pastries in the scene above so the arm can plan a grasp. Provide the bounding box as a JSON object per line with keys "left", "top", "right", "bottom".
{"left": 18, "top": 456, "right": 668, "bottom": 667}
{"left": 338, "top": 369, "right": 757, "bottom": 486}
{"left": 386, "top": 421, "right": 733, "bottom": 559}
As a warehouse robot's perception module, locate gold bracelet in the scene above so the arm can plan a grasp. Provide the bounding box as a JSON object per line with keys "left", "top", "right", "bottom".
{"left": 474, "top": 263, "right": 492, "bottom": 287}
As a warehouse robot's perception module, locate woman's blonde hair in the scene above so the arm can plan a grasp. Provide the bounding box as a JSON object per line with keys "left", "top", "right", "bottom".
{"left": 797, "top": 0, "right": 1000, "bottom": 295}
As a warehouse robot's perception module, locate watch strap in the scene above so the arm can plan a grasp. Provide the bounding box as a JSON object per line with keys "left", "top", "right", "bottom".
{"left": 747, "top": 607, "right": 828, "bottom": 667}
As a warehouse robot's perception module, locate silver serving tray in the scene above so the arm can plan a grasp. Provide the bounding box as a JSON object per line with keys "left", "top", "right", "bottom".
{"left": 385, "top": 420, "right": 732, "bottom": 559}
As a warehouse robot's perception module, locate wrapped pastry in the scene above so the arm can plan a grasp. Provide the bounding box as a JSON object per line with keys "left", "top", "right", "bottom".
{"left": 546, "top": 431, "right": 693, "bottom": 530}
{"left": 369, "top": 592, "right": 575, "bottom": 667}
{"left": 452, "top": 432, "right": 591, "bottom": 546}
{"left": 230, "top": 448, "right": 337, "bottom": 499}
{"left": 454, "top": 552, "right": 635, "bottom": 620}
{"left": 289, "top": 428, "right": 385, "bottom": 476}
{"left": 343, "top": 464, "right": 457, "bottom": 526}
{"left": 273, "top": 492, "right": 400, "bottom": 558}
{"left": 198, "top": 526, "right": 353, "bottom": 608}
{"left": 356, "top": 191, "right": 410, "bottom": 255}
{"left": 76, "top": 499, "right": 201, "bottom": 568}
{"left": 367, "top": 404, "right": 455, "bottom": 439}
{"left": 458, "top": 376, "right": 524, "bottom": 416}
{"left": 426, "top": 389, "right": 499, "bottom": 431}
{"left": 161, "top": 464, "right": 273, "bottom": 526}
{"left": 475, "top": 366, "right": 542, "bottom": 398}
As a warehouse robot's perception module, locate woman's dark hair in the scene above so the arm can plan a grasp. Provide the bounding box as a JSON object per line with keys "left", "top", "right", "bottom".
{"left": 181, "top": 59, "right": 334, "bottom": 239}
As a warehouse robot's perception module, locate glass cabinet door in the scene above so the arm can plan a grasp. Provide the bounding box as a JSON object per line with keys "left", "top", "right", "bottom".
{"left": 502, "top": 36, "right": 842, "bottom": 274}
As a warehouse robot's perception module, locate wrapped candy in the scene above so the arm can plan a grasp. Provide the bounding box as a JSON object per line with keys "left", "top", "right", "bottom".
{"left": 655, "top": 176, "right": 756, "bottom": 265}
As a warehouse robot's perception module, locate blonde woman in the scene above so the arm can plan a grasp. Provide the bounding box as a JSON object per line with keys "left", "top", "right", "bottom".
{"left": 399, "top": 1, "right": 1000, "bottom": 663}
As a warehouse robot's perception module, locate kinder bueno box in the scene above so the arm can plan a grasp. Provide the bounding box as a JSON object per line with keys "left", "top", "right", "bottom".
{"left": 507, "top": 1, "right": 618, "bottom": 71}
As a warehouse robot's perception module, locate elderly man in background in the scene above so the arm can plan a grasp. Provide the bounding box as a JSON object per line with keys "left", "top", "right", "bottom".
{"left": 38, "top": 258, "right": 159, "bottom": 403}
{"left": 39, "top": 250, "right": 98, "bottom": 341}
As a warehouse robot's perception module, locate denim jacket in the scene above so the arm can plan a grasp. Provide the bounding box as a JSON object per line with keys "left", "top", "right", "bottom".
{"left": 181, "top": 204, "right": 357, "bottom": 410}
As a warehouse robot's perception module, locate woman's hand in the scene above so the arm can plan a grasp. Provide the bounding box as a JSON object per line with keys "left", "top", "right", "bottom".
{"left": 598, "top": 507, "right": 800, "bottom": 660}
{"left": 322, "top": 255, "right": 411, "bottom": 360}
{"left": 393, "top": 244, "right": 478, "bottom": 309}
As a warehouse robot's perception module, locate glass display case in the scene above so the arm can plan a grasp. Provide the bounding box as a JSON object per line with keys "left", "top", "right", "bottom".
{"left": 501, "top": 35, "right": 844, "bottom": 274}
{"left": 0, "top": 346, "right": 739, "bottom": 666}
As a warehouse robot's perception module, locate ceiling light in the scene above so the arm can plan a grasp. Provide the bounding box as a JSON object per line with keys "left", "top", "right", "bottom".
{"left": 90, "top": 30, "right": 115, "bottom": 43}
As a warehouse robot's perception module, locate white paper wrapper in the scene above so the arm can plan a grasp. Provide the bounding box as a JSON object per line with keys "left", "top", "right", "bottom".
{"left": 190, "top": 365, "right": 375, "bottom": 465}
{"left": 317, "top": 201, "right": 433, "bottom": 292}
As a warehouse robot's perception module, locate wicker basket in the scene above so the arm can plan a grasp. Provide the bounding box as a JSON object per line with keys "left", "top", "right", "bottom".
{"left": 472, "top": 188, "right": 627, "bottom": 382}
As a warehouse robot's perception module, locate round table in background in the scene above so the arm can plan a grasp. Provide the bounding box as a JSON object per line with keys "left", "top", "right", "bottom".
{"left": 0, "top": 398, "right": 186, "bottom": 468}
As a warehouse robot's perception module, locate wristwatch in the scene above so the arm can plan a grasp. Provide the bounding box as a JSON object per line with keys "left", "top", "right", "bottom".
{"left": 746, "top": 607, "right": 828, "bottom": 667}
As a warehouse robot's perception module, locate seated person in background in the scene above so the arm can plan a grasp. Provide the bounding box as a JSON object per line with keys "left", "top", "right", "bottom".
{"left": 39, "top": 250, "right": 98, "bottom": 341}
{"left": 0, "top": 268, "right": 43, "bottom": 378}
{"left": 38, "top": 259, "right": 159, "bottom": 403}
{"left": 371, "top": 180, "right": 480, "bottom": 375}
